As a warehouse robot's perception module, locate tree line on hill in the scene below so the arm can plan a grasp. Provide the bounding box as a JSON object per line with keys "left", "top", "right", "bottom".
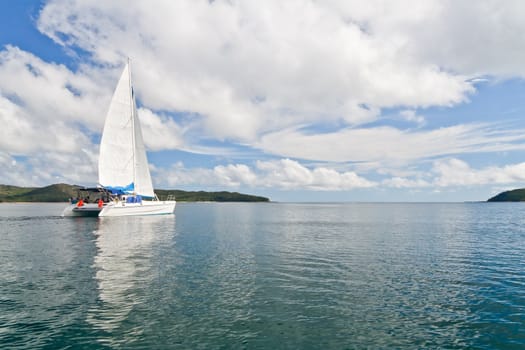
{"left": 487, "top": 188, "right": 525, "bottom": 202}
{"left": 0, "top": 184, "right": 269, "bottom": 203}
{"left": 5, "top": 183, "right": 522, "bottom": 203}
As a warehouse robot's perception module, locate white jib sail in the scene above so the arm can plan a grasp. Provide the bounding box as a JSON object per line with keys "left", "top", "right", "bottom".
{"left": 98, "top": 61, "right": 155, "bottom": 198}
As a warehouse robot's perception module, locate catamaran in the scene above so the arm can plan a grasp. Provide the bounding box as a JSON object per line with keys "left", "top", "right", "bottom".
{"left": 63, "top": 60, "right": 176, "bottom": 217}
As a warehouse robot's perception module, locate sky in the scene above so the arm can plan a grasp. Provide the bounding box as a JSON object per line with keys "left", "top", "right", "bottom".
{"left": 1, "top": 0, "right": 525, "bottom": 202}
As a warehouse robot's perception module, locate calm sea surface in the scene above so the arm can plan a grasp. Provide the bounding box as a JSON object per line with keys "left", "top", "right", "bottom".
{"left": 1, "top": 202, "right": 524, "bottom": 349}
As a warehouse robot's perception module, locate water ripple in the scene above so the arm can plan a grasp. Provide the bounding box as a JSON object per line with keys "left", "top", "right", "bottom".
{"left": 1, "top": 203, "right": 525, "bottom": 348}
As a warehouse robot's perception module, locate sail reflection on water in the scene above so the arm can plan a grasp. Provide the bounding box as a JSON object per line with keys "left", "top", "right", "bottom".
{"left": 86, "top": 215, "right": 176, "bottom": 346}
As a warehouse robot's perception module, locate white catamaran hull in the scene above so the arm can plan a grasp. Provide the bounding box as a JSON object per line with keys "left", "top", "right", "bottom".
{"left": 98, "top": 200, "right": 176, "bottom": 217}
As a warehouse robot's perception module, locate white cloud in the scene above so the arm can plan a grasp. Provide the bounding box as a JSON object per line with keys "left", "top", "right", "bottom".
{"left": 324, "top": 0, "right": 525, "bottom": 78}
{"left": 382, "top": 158, "right": 525, "bottom": 189}
{"left": 0, "top": 45, "right": 188, "bottom": 154}
{"left": 27, "top": 150, "right": 98, "bottom": 186}
{"left": 432, "top": 158, "right": 525, "bottom": 187}
{"left": 399, "top": 110, "right": 425, "bottom": 126}
{"left": 0, "top": 149, "right": 97, "bottom": 187}
{"left": 257, "top": 124, "right": 525, "bottom": 164}
{"left": 214, "top": 164, "right": 257, "bottom": 187}
{"left": 382, "top": 177, "right": 430, "bottom": 189}
{"left": 0, "top": 45, "right": 116, "bottom": 189}
{"left": 0, "top": 47, "right": 105, "bottom": 186}
{"left": 156, "top": 158, "right": 375, "bottom": 190}
{"left": 256, "top": 159, "right": 314, "bottom": 189}
{"left": 0, "top": 46, "right": 110, "bottom": 131}
{"left": 137, "top": 108, "right": 184, "bottom": 151}
{"left": 33, "top": 0, "right": 525, "bottom": 165}
{"left": 0, "top": 94, "right": 92, "bottom": 155}
{"left": 36, "top": 0, "right": 481, "bottom": 142}
{"left": 0, "top": 152, "right": 33, "bottom": 186}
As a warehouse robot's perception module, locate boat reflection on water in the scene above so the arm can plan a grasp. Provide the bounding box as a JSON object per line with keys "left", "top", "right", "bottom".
{"left": 86, "top": 215, "right": 176, "bottom": 347}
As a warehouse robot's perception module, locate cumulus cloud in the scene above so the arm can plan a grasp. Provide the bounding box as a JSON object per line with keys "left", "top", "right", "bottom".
{"left": 0, "top": 45, "right": 187, "bottom": 152}
{"left": 157, "top": 157, "right": 525, "bottom": 191}
{"left": 0, "top": 45, "right": 107, "bottom": 185}
{"left": 381, "top": 158, "right": 525, "bottom": 189}
{"left": 0, "top": 47, "right": 102, "bottom": 186}
{"left": 33, "top": 0, "right": 525, "bottom": 163}
{"left": 255, "top": 159, "right": 376, "bottom": 190}
{"left": 432, "top": 158, "right": 525, "bottom": 187}
{"left": 214, "top": 164, "right": 258, "bottom": 187}
{"left": 399, "top": 110, "right": 425, "bottom": 126}
{"left": 0, "top": 152, "right": 34, "bottom": 186}
{"left": 0, "top": 94, "right": 92, "bottom": 155}
{"left": 0, "top": 150, "right": 97, "bottom": 187}
{"left": 0, "top": 46, "right": 109, "bottom": 130}
{"left": 155, "top": 158, "right": 375, "bottom": 190}
{"left": 36, "top": 0, "right": 480, "bottom": 141}
{"left": 137, "top": 108, "right": 185, "bottom": 151}
{"left": 324, "top": 0, "right": 525, "bottom": 78}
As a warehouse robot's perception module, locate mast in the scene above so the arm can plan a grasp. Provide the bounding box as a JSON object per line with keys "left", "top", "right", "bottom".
{"left": 128, "top": 57, "right": 136, "bottom": 193}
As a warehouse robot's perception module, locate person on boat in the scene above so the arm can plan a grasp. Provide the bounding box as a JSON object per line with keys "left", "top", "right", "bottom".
{"left": 98, "top": 198, "right": 104, "bottom": 208}
{"left": 77, "top": 198, "right": 84, "bottom": 207}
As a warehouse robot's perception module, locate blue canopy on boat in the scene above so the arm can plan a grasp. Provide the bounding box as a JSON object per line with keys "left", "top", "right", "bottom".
{"left": 103, "top": 183, "right": 135, "bottom": 195}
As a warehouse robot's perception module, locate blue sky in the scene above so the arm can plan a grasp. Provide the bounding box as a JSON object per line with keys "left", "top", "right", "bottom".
{"left": 1, "top": 0, "right": 525, "bottom": 202}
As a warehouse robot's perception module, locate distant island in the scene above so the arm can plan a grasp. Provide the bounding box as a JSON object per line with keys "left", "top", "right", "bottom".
{"left": 487, "top": 188, "right": 525, "bottom": 202}
{"left": 0, "top": 184, "right": 269, "bottom": 203}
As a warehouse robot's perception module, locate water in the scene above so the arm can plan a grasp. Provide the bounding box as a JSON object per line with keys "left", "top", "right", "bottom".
{"left": 1, "top": 202, "right": 525, "bottom": 349}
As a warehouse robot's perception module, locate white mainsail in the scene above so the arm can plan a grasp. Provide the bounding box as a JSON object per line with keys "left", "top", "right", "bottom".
{"left": 98, "top": 61, "right": 155, "bottom": 198}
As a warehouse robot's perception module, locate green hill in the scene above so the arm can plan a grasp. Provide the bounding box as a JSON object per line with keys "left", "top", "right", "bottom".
{"left": 0, "top": 184, "right": 36, "bottom": 197}
{"left": 0, "top": 183, "right": 80, "bottom": 202}
{"left": 487, "top": 188, "right": 525, "bottom": 202}
{"left": 155, "top": 189, "right": 269, "bottom": 202}
{"left": 0, "top": 184, "right": 269, "bottom": 203}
